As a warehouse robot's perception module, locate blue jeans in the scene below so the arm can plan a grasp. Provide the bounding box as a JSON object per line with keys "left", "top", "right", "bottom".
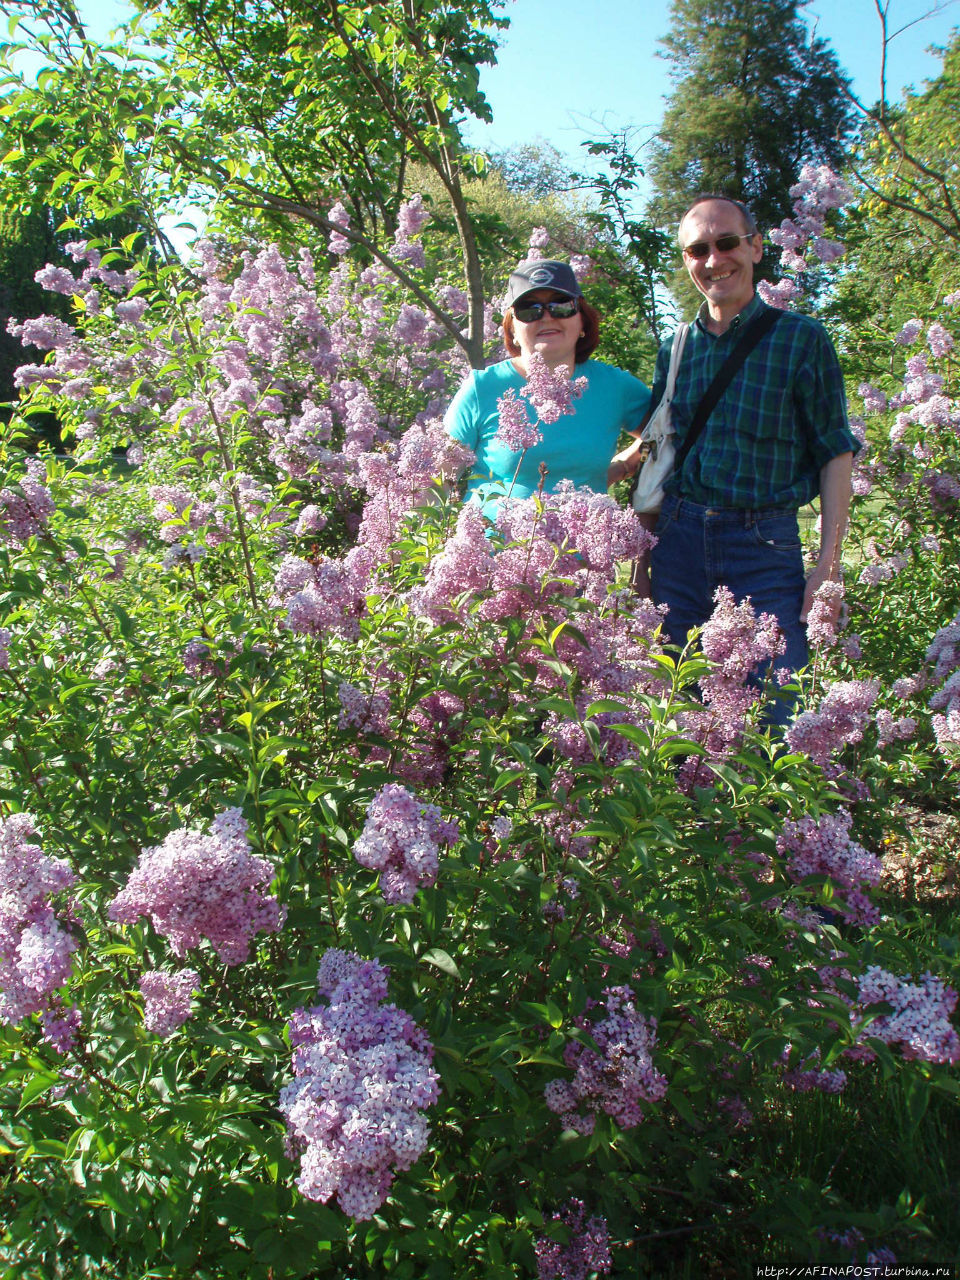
{"left": 650, "top": 495, "right": 808, "bottom": 723}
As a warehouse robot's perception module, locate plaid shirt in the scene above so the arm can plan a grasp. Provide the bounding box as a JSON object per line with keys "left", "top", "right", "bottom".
{"left": 651, "top": 293, "right": 859, "bottom": 509}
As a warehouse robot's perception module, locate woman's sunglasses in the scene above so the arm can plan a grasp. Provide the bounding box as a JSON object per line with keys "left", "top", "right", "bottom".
{"left": 682, "top": 233, "right": 756, "bottom": 259}
{"left": 512, "top": 298, "right": 579, "bottom": 322}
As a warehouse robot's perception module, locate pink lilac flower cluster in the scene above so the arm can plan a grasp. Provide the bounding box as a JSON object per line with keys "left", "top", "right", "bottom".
{"left": 109, "top": 807, "right": 285, "bottom": 965}
{"left": 352, "top": 784, "right": 459, "bottom": 904}
{"left": 140, "top": 969, "right": 200, "bottom": 1036}
{"left": 894, "top": 318, "right": 923, "bottom": 346}
{"left": 805, "top": 580, "right": 845, "bottom": 650}
{"left": 526, "top": 226, "right": 550, "bottom": 260}
{"left": 182, "top": 638, "right": 217, "bottom": 679}
{"left": 691, "top": 587, "right": 785, "bottom": 752}
{"left": 357, "top": 418, "right": 474, "bottom": 558}
{"left": 855, "top": 966, "right": 960, "bottom": 1065}
{"left": 786, "top": 678, "right": 880, "bottom": 766}
{"left": 0, "top": 814, "right": 77, "bottom": 1029}
{"left": 327, "top": 201, "right": 352, "bottom": 256}
{"left": 925, "top": 613, "right": 960, "bottom": 762}
{"left": 337, "top": 681, "right": 391, "bottom": 734}
{"left": 760, "top": 164, "right": 853, "bottom": 305}
{"left": 544, "top": 986, "right": 667, "bottom": 1135}
{"left": 521, "top": 351, "right": 587, "bottom": 426}
{"left": 0, "top": 626, "right": 11, "bottom": 671}
{"left": 279, "top": 949, "right": 440, "bottom": 1219}
{"left": 534, "top": 1200, "right": 612, "bottom": 1280}
{"left": 272, "top": 547, "right": 373, "bottom": 640}
{"left": 495, "top": 387, "right": 542, "bottom": 451}
{"left": 392, "top": 195, "right": 430, "bottom": 268}
{"left": 780, "top": 1046, "right": 847, "bottom": 1094}
{"left": 874, "top": 708, "right": 917, "bottom": 749}
{"left": 410, "top": 482, "right": 653, "bottom": 627}
{"left": 0, "top": 471, "right": 55, "bottom": 548}
{"left": 777, "top": 810, "right": 881, "bottom": 925}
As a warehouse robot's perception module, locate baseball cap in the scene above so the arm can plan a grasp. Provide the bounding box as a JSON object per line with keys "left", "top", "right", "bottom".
{"left": 504, "top": 259, "right": 582, "bottom": 308}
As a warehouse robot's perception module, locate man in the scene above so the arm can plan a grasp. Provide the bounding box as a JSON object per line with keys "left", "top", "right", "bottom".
{"left": 616, "top": 194, "right": 858, "bottom": 703}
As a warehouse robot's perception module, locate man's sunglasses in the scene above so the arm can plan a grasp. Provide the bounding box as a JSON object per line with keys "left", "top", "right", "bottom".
{"left": 682, "top": 233, "right": 756, "bottom": 259}
{"left": 512, "top": 298, "right": 579, "bottom": 322}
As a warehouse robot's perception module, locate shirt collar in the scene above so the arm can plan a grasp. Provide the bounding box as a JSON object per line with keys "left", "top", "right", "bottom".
{"left": 695, "top": 291, "right": 765, "bottom": 338}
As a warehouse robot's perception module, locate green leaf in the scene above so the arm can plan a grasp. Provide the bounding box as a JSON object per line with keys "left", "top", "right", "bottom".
{"left": 420, "top": 948, "right": 460, "bottom": 978}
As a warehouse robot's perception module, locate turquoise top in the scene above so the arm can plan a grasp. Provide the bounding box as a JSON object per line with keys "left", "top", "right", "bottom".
{"left": 443, "top": 358, "right": 651, "bottom": 518}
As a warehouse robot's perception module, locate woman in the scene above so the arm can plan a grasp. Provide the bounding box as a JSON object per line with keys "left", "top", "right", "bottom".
{"left": 444, "top": 259, "right": 651, "bottom": 518}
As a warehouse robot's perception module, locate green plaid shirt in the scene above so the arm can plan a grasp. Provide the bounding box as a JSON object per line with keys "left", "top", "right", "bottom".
{"left": 651, "top": 293, "right": 858, "bottom": 508}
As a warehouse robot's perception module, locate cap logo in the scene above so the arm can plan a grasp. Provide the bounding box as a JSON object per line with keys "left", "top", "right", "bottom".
{"left": 528, "top": 268, "right": 553, "bottom": 284}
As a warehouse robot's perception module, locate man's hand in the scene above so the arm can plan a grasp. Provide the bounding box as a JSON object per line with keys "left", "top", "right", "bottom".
{"left": 630, "top": 559, "right": 653, "bottom": 598}
{"left": 801, "top": 451, "right": 853, "bottom": 623}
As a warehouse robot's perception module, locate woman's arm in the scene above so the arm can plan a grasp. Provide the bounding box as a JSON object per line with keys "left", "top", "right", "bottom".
{"left": 607, "top": 433, "right": 646, "bottom": 488}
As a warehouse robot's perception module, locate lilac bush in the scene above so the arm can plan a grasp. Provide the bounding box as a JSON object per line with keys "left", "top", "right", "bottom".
{"left": 0, "top": 190, "right": 958, "bottom": 1277}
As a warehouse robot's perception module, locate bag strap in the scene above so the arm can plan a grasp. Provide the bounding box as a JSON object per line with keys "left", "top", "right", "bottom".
{"left": 673, "top": 306, "right": 782, "bottom": 475}
{"left": 663, "top": 322, "right": 690, "bottom": 407}
{"left": 639, "top": 323, "right": 689, "bottom": 443}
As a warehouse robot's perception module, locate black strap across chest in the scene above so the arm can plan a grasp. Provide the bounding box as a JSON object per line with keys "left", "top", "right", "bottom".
{"left": 673, "top": 306, "right": 782, "bottom": 475}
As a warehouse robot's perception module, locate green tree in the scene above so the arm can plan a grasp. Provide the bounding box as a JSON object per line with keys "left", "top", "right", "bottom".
{"left": 824, "top": 29, "right": 960, "bottom": 376}
{"left": 1, "top": 0, "right": 509, "bottom": 367}
{"left": 649, "top": 0, "right": 854, "bottom": 264}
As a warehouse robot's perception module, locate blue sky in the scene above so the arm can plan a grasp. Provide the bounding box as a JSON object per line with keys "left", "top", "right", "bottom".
{"left": 73, "top": 0, "right": 960, "bottom": 171}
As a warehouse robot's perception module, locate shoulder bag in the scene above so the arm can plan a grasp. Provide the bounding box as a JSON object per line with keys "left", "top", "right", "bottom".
{"left": 630, "top": 323, "right": 689, "bottom": 515}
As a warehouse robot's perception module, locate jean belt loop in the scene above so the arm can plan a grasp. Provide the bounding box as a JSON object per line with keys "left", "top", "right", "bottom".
{"left": 743, "top": 508, "right": 753, "bottom": 529}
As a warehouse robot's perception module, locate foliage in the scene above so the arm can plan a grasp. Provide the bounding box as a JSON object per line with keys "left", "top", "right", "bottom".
{"left": 0, "top": 0, "right": 509, "bottom": 366}
{"left": 826, "top": 29, "right": 960, "bottom": 378}
{"left": 0, "top": 203, "right": 958, "bottom": 1278}
{"left": 0, "top": 199, "right": 68, "bottom": 421}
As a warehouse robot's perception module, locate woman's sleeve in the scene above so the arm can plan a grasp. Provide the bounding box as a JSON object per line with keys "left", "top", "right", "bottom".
{"left": 443, "top": 371, "right": 481, "bottom": 449}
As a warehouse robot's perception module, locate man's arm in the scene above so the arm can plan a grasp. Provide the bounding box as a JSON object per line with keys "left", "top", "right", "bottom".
{"left": 800, "top": 450, "right": 853, "bottom": 623}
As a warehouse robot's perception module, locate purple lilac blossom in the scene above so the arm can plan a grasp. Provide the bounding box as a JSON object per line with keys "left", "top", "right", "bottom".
{"left": 926, "top": 321, "right": 955, "bottom": 357}
{"left": 521, "top": 351, "right": 587, "bottom": 425}
{"left": 786, "top": 678, "right": 880, "bottom": 765}
{"left": 0, "top": 474, "right": 55, "bottom": 548}
{"left": 495, "top": 388, "right": 542, "bottom": 451}
{"left": 327, "top": 202, "right": 351, "bottom": 256}
{"left": 140, "top": 969, "right": 200, "bottom": 1036}
{"left": 894, "top": 318, "right": 923, "bottom": 345}
{"left": 273, "top": 547, "right": 373, "bottom": 640}
{"left": 280, "top": 950, "right": 440, "bottom": 1219}
{"left": 0, "top": 627, "right": 10, "bottom": 671}
{"left": 858, "top": 383, "right": 887, "bottom": 415}
{"left": 855, "top": 967, "right": 960, "bottom": 1065}
{"left": 352, "top": 784, "right": 459, "bottom": 904}
{"left": 534, "top": 1200, "right": 612, "bottom": 1280}
{"left": 0, "top": 814, "right": 78, "bottom": 1028}
{"left": 544, "top": 986, "right": 667, "bottom": 1135}
{"left": 777, "top": 810, "right": 881, "bottom": 925}
{"left": 757, "top": 278, "right": 801, "bottom": 309}
{"left": 337, "top": 681, "right": 390, "bottom": 734}
{"left": 780, "top": 1046, "right": 847, "bottom": 1094}
{"left": 805, "top": 580, "right": 845, "bottom": 650}
{"left": 109, "top": 808, "right": 285, "bottom": 965}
